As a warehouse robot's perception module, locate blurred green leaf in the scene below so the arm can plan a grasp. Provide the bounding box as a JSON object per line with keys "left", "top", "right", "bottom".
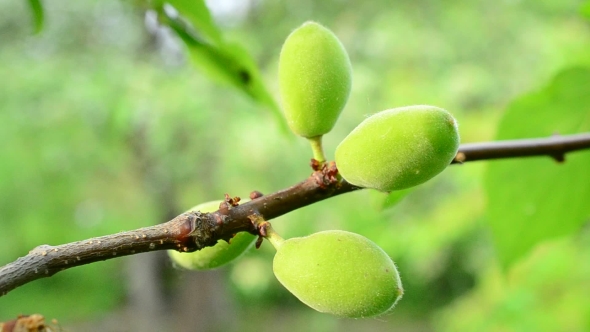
{"left": 484, "top": 67, "right": 590, "bottom": 269}
{"left": 161, "top": 0, "right": 222, "bottom": 45}
{"left": 157, "top": 5, "right": 288, "bottom": 133}
{"left": 436, "top": 235, "right": 590, "bottom": 332}
{"left": 581, "top": 1, "right": 590, "bottom": 20}
{"left": 27, "top": 0, "right": 44, "bottom": 34}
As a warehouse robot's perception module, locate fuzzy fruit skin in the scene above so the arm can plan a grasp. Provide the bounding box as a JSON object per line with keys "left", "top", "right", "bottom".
{"left": 279, "top": 21, "right": 352, "bottom": 138}
{"left": 168, "top": 200, "right": 255, "bottom": 270}
{"left": 273, "top": 230, "right": 403, "bottom": 318}
{"left": 335, "top": 105, "right": 460, "bottom": 192}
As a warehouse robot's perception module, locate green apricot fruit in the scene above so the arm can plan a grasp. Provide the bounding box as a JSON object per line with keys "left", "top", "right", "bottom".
{"left": 168, "top": 200, "right": 256, "bottom": 270}
{"left": 279, "top": 21, "right": 352, "bottom": 138}
{"left": 271, "top": 230, "right": 403, "bottom": 318}
{"left": 335, "top": 105, "right": 460, "bottom": 192}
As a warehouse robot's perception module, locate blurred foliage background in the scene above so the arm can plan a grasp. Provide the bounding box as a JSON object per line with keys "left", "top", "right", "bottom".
{"left": 1, "top": 0, "right": 589, "bottom": 331}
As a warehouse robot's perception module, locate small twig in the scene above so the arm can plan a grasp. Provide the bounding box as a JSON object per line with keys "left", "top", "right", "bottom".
{"left": 452, "top": 133, "right": 590, "bottom": 163}
{"left": 1, "top": 133, "right": 589, "bottom": 296}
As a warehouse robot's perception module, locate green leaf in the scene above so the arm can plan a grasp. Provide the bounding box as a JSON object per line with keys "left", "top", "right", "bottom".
{"left": 581, "top": 1, "right": 590, "bottom": 20}
{"left": 156, "top": 5, "right": 288, "bottom": 133}
{"left": 161, "top": 0, "right": 222, "bottom": 45}
{"left": 484, "top": 67, "right": 590, "bottom": 269}
{"left": 27, "top": 0, "right": 44, "bottom": 34}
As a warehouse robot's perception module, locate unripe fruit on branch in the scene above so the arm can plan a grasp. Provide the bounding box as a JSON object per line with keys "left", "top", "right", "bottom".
{"left": 270, "top": 230, "right": 403, "bottom": 318}
{"left": 279, "top": 21, "right": 352, "bottom": 138}
{"left": 335, "top": 105, "right": 460, "bottom": 192}
{"left": 168, "top": 200, "right": 256, "bottom": 270}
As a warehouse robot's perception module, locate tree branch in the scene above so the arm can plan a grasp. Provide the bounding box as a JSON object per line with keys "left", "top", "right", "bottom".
{"left": 1, "top": 133, "right": 589, "bottom": 296}
{"left": 452, "top": 132, "right": 590, "bottom": 163}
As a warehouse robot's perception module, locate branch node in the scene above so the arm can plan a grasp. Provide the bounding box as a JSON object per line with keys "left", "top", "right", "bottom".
{"left": 218, "top": 202, "right": 230, "bottom": 215}
{"left": 247, "top": 213, "right": 269, "bottom": 249}
{"left": 313, "top": 161, "right": 340, "bottom": 189}
{"left": 454, "top": 152, "right": 466, "bottom": 163}
{"left": 310, "top": 158, "right": 322, "bottom": 171}
{"left": 29, "top": 245, "right": 52, "bottom": 255}
{"left": 249, "top": 190, "right": 264, "bottom": 200}
{"left": 224, "top": 193, "right": 241, "bottom": 207}
{"left": 551, "top": 153, "right": 565, "bottom": 163}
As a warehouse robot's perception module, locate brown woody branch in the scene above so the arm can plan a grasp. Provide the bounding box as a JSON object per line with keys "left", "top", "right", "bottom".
{"left": 452, "top": 133, "right": 590, "bottom": 163}
{"left": 1, "top": 133, "right": 589, "bottom": 296}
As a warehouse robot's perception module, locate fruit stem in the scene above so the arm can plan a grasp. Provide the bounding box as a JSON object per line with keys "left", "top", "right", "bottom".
{"left": 263, "top": 224, "right": 285, "bottom": 251}
{"left": 308, "top": 136, "right": 326, "bottom": 164}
